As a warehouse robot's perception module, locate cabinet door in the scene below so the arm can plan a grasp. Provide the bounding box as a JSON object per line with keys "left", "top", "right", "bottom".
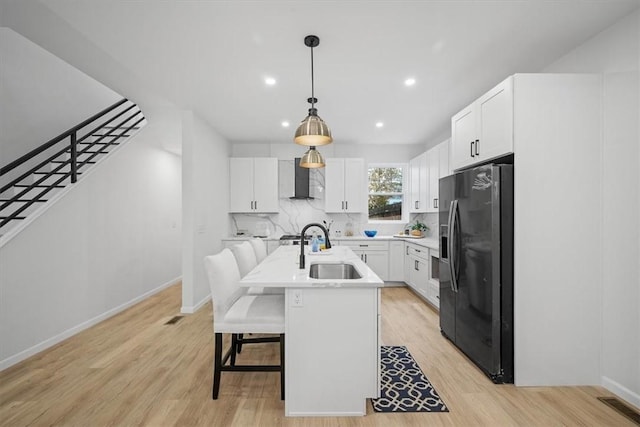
{"left": 404, "top": 244, "right": 412, "bottom": 284}
{"left": 344, "top": 158, "right": 364, "bottom": 212}
{"left": 324, "top": 158, "right": 345, "bottom": 212}
{"left": 409, "top": 156, "right": 421, "bottom": 213}
{"left": 409, "top": 257, "right": 430, "bottom": 300}
{"left": 229, "top": 158, "right": 255, "bottom": 212}
{"left": 409, "top": 153, "right": 428, "bottom": 213}
{"left": 451, "top": 105, "right": 477, "bottom": 171}
{"left": 477, "top": 76, "right": 513, "bottom": 162}
{"left": 363, "top": 250, "right": 389, "bottom": 281}
{"left": 426, "top": 148, "right": 439, "bottom": 213}
{"left": 253, "top": 158, "right": 279, "bottom": 213}
{"left": 388, "top": 241, "right": 405, "bottom": 282}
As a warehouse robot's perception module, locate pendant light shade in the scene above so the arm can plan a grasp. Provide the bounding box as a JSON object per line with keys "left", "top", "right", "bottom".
{"left": 299, "top": 146, "right": 325, "bottom": 168}
{"left": 295, "top": 35, "right": 333, "bottom": 152}
{"left": 294, "top": 108, "right": 332, "bottom": 146}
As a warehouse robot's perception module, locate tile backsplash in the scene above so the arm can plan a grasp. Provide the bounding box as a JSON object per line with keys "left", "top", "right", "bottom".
{"left": 230, "top": 160, "right": 438, "bottom": 238}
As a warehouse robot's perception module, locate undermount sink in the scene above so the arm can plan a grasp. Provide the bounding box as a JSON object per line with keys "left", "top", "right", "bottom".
{"left": 309, "top": 262, "right": 362, "bottom": 280}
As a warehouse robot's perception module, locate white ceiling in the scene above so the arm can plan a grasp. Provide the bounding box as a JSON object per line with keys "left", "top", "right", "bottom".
{"left": 9, "top": 0, "right": 640, "bottom": 146}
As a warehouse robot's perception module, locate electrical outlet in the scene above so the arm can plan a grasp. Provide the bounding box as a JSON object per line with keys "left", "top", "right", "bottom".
{"left": 292, "top": 289, "right": 303, "bottom": 307}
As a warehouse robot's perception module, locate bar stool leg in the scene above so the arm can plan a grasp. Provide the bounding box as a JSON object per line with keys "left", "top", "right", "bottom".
{"left": 280, "top": 333, "right": 285, "bottom": 400}
{"left": 230, "top": 334, "right": 238, "bottom": 366}
{"left": 213, "top": 333, "right": 223, "bottom": 399}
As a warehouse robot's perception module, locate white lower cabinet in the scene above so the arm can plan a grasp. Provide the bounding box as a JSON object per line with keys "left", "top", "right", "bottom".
{"left": 388, "top": 240, "right": 405, "bottom": 282}
{"left": 285, "top": 287, "right": 379, "bottom": 416}
{"left": 338, "top": 240, "right": 389, "bottom": 281}
{"left": 427, "top": 249, "right": 440, "bottom": 308}
{"left": 404, "top": 242, "right": 439, "bottom": 308}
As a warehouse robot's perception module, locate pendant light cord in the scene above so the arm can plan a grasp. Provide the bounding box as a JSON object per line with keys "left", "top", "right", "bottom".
{"left": 310, "top": 45, "right": 315, "bottom": 111}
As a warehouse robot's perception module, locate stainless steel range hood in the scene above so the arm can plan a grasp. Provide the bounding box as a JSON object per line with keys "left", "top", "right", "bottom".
{"left": 290, "top": 157, "right": 314, "bottom": 199}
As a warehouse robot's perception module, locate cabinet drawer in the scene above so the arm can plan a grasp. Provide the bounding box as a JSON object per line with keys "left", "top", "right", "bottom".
{"left": 407, "top": 245, "right": 428, "bottom": 261}
{"left": 340, "top": 240, "right": 389, "bottom": 251}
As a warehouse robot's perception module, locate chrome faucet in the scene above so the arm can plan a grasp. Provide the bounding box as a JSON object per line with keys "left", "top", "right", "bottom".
{"left": 299, "top": 223, "right": 332, "bottom": 269}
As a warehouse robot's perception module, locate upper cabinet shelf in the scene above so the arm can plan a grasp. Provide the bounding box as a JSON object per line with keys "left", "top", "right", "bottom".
{"left": 451, "top": 76, "right": 514, "bottom": 171}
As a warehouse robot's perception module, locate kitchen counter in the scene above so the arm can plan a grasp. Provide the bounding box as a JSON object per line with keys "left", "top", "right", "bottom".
{"left": 333, "top": 235, "right": 439, "bottom": 250}
{"left": 239, "top": 245, "right": 381, "bottom": 417}
{"left": 241, "top": 245, "right": 383, "bottom": 288}
{"left": 223, "top": 234, "right": 439, "bottom": 250}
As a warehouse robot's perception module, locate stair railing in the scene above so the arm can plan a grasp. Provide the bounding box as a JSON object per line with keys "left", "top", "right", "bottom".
{"left": 0, "top": 98, "right": 145, "bottom": 228}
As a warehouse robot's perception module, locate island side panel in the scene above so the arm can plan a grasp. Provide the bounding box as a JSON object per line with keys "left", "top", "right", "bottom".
{"left": 284, "top": 287, "right": 379, "bottom": 417}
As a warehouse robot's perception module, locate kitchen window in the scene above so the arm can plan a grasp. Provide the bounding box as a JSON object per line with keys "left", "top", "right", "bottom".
{"left": 368, "top": 164, "right": 406, "bottom": 223}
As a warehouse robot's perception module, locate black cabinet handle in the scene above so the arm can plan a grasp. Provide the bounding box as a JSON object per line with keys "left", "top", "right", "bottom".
{"left": 254, "top": 200, "right": 257, "bottom": 210}
{"left": 470, "top": 140, "right": 475, "bottom": 157}
{"left": 475, "top": 139, "right": 479, "bottom": 156}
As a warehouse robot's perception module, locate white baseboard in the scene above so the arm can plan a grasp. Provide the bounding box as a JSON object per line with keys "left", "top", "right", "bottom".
{"left": 602, "top": 375, "right": 640, "bottom": 409}
{"left": 0, "top": 275, "right": 180, "bottom": 372}
{"left": 181, "top": 292, "right": 211, "bottom": 314}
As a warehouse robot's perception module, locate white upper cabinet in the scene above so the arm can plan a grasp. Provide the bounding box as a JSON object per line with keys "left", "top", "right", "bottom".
{"left": 451, "top": 76, "right": 514, "bottom": 170}
{"left": 229, "top": 157, "right": 279, "bottom": 213}
{"left": 325, "top": 158, "right": 364, "bottom": 213}
{"left": 412, "top": 139, "right": 450, "bottom": 214}
{"left": 426, "top": 149, "right": 439, "bottom": 213}
{"left": 409, "top": 152, "right": 428, "bottom": 213}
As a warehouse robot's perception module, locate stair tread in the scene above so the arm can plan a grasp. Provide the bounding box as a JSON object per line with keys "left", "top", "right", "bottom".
{"left": 14, "top": 184, "right": 65, "bottom": 188}
{"left": 33, "top": 171, "right": 81, "bottom": 175}
{"left": 51, "top": 160, "right": 96, "bottom": 164}
{"left": 0, "top": 199, "right": 47, "bottom": 202}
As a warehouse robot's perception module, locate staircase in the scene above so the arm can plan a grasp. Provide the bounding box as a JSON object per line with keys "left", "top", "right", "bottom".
{"left": 0, "top": 99, "right": 146, "bottom": 240}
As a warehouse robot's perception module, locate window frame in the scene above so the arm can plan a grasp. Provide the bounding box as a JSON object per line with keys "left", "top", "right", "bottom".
{"left": 367, "top": 162, "right": 409, "bottom": 224}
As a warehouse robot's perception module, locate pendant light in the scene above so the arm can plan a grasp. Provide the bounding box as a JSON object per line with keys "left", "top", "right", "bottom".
{"left": 295, "top": 35, "right": 332, "bottom": 168}
{"left": 299, "top": 146, "right": 325, "bottom": 168}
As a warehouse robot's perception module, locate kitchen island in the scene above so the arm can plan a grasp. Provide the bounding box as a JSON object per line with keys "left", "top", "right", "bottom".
{"left": 240, "top": 245, "right": 384, "bottom": 417}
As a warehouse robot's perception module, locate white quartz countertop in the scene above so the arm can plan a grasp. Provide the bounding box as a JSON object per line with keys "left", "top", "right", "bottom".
{"left": 224, "top": 234, "right": 439, "bottom": 250}
{"left": 334, "top": 235, "right": 439, "bottom": 250}
{"left": 239, "top": 245, "right": 384, "bottom": 288}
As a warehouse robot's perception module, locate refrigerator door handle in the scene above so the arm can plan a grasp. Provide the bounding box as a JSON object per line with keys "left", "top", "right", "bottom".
{"left": 449, "top": 199, "right": 460, "bottom": 292}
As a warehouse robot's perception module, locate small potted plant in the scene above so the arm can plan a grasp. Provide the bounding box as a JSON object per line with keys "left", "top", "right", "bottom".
{"left": 410, "top": 220, "right": 429, "bottom": 237}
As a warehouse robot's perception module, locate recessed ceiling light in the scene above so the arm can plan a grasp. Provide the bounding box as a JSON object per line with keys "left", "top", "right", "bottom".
{"left": 404, "top": 78, "right": 416, "bottom": 87}
{"left": 281, "top": 121, "right": 290, "bottom": 128}
{"left": 376, "top": 122, "right": 384, "bottom": 128}
{"left": 265, "top": 77, "right": 277, "bottom": 86}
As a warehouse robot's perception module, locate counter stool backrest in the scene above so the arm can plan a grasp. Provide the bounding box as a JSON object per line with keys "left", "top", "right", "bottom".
{"left": 204, "top": 249, "right": 246, "bottom": 320}
{"left": 230, "top": 241, "right": 258, "bottom": 277}
{"left": 249, "top": 238, "right": 268, "bottom": 263}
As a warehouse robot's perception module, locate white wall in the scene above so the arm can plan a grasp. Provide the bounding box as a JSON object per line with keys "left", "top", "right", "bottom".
{"left": 543, "top": 11, "right": 640, "bottom": 406}
{"left": 0, "top": 106, "right": 183, "bottom": 370}
{"left": 0, "top": 27, "right": 121, "bottom": 166}
{"left": 181, "top": 111, "right": 230, "bottom": 313}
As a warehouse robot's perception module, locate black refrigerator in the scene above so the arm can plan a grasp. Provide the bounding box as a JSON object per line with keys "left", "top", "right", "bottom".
{"left": 439, "top": 163, "right": 514, "bottom": 383}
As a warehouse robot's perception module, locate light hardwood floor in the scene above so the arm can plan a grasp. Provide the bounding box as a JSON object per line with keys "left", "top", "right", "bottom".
{"left": 0, "top": 284, "right": 636, "bottom": 426}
